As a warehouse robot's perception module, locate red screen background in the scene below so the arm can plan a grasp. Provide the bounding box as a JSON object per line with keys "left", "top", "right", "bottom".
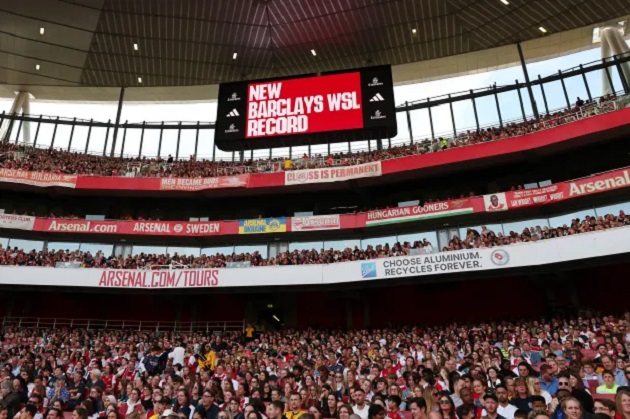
{"left": 245, "top": 72, "right": 363, "bottom": 138}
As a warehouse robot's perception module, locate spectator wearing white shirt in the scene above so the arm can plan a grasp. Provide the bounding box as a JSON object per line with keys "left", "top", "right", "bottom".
{"left": 169, "top": 342, "right": 186, "bottom": 367}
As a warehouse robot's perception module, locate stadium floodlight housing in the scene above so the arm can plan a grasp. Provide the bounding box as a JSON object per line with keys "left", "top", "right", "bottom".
{"left": 35, "top": 64, "right": 40, "bottom": 70}
{"left": 137, "top": 77, "right": 142, "bottom": 83}
{"left": 412, "top": 28, "right": 417, "bottom": 34}
{"left": 133, "top": 43, "right": 138, "bottom": 51}
{"left": 310, "top": 49, "right": 317, "bottom": 56}
{"left": 233, "top": 52, "right": 237, "bottom": 59}
{"left": 39, "top": 27, "right": 45, "bottom": 35}
{"left": 538, "top": 26, "right": 547, "bottom": 33}
{"left": 500, "top": 0, "right": 509, "bottom": 5}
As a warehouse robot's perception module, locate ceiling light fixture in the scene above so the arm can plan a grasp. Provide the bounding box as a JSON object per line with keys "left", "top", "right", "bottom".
{"left": 538, "top": 26, "right": 547, "bottom": 33}
{"left": 137, "top": 77, "right": 142, "bottom": 83}
{"left": 39, "top": 27, "right": 45, "bottom": 35}
{"left": 35, "top": 64, "right": 40, "bottom": 70}
{"left": 233, "top": 52, "right": 237, "bottom": 60}
{"left": 310, "top": 49, "right": 317, "bottom": 56}
{"left": 133, "top": 43, "right": 138, "bottom": 51}
{"left": 272, "top": 315, "right": 280, "bottom": 322}
{"left": 500, "top": 0, "right": 509, "bottom": 5}
{"left": 412, "top": 28, "right": 417, "bottom": 34}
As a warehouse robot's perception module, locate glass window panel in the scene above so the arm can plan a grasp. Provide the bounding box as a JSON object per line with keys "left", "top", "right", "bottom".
{"left": 177, "top": 129, "right": 197, "bottom": 161}
{"left": 451, "top": 97, "right": 477, "bottom": 134}
{"left": 141, "top": 127, "right": 160, "bottom": 158}
{"left": 47, "top": 241, "right": 80, "bottom": 252}
{"left": 234, "top": 244, "right": 267, "bottom": 258}
{"left": 409, "top": 108, "right": 433, "bottom": 143}
{"left": 132, "top": 245, "right": 167, "bottom": 255}
{"left": 475, "top": 95, "right": 499, "bottom": 129}
{"left": 498, "top": 90, "right": 524, "bottom": 124}
{"left": 86, "top": 126, "right": 108, "bottom": 156}
{"left": 323, "top": 239, "right": 360, "bottom": 251}
{"left": 271, "top": 147, "right": 290, "bottom": 160}
{"left": 563, "top": 76, "right": 588, "bottom": 106}
{"left": 397, "top": 231, "right": 438, "bottom": 248}
{"left": 361, "top": 236, "right": 396, "bottom": 249}
{"left": 120, "top": 126, "right": 141, "bottom": 158}
{"left": 70, "top": 125, "right": 90, "bottom": 154}
{"left": 329, "top": 142, "right": 350, "bottom": 155}
{"left": 79, "top": 243, "right": 113, "bottom": 255}
{"left": 201, "top": 246, "right": 234, "bottom": 256}
{"left": 349, "top": 140, "right": 369, "bottom": 153}
{"left": 428, "top": 103, "right": 454, "bottom": 138}
{"left": 7, "top": 239, "right": 44, "bottom": 252}
{"left": 594, "top": 201, "right": 630, "bottom": 218}
{"left": 196, "top": 128, "right": 213, "bottom": 160}
{"left": 549, "top": 208, "right": 596, "bottom": 229}
{"left": 29, "top": 101, "right": 117, "bottom": 122}
{"left": 51, "top": 124, "right": 72, "bottom": 151}
{"left": 459, "top": 223, "right": 504, "bottom": 240}
{"left": 289, "top": 241, "right": 324, "bottom": 252}
{"left": 166, "top": 246, "right": 200, "bottom": 257}
{"left": 158, "top": 126, "right": 178, "bottom": 159}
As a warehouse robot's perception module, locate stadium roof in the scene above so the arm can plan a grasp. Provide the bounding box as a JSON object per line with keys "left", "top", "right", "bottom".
{"left": 0, "top": 0, "right": 629, "bottom": 101}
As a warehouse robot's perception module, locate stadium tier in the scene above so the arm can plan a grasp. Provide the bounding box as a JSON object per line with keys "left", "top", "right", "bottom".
{"left": 2, "top": 4, "right": 630, "bottom": 419}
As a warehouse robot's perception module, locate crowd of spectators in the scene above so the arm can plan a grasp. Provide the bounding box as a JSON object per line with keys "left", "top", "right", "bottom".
{"left": 0, "top": 211, "right": 627, "bottom": 269}
{"left": 0, "top": 96, "right": 617, "bottom": 179}
{"left": 0, "top": 313, "right": 628, "bottom": 419}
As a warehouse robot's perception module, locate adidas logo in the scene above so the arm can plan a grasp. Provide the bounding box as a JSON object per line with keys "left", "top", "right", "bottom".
{"left": 226, "top": 109, "right": 240, "bottom": 117}
{"left": 369, "top": 93, "right": 385, "bottom": 102}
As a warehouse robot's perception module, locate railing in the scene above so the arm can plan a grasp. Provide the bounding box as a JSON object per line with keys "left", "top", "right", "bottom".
{"left": 0, "top": 96, "right": 622, "bottom": 180}
{"left": 0, "top": 52, "right": 628, "bottom": 163}
{"left": 1, "top": 317, "right": 245, "bottom": 332}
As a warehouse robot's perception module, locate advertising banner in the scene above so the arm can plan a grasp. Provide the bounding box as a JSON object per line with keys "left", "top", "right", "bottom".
{"left": 0, "top": 214, "right": 35, "bottom": 231}
{"left": 0, "top": 169, "right": 77, "bottom": 188}
{"left": 0, "top": 227, "right": 628, "bottom": 289}
{"left": 285, "top": 161, "right": 382, "bottom": 185}
{"left": 483, "top": 168, "right": 630, "bottom": 211}
{"left": 33, "top": 219, "right": 225, "bottom": 236}
{"left": 238, "top": 217, "right": 287, "bottom": 234}
{"left": 291, "top": 215, "right": 340, "bottom": 231}
{"left": 159, "top": 174, "right": 249, "bottom": 191}
{"left": 366, "top": 199, "right": 477, "bottom": 226}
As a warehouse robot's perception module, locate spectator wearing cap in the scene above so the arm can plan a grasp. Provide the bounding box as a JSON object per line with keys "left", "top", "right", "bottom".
{"left": 482, "top": 393, "right": 507, "bottom": 419}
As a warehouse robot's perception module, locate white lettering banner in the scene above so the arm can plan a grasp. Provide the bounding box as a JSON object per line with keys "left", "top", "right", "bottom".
{"left": 0, "top": 227, "right": 628, "bottom": 289}
{"left": 285, "top": 162, "right": 382, "bottom": 186}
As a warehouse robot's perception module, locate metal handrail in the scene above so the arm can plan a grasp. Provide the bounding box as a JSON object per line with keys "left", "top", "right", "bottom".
{"left": 1, "top": 316, "right": 245, "bottom": 332}
{"left": 2, "top": 97, "right": 619, "bottom": 178}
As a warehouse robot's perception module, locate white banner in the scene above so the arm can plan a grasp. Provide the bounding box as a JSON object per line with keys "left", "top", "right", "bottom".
{"left": 0, "top": 227, "right": 628, "bottom": 289}
{"left": 291, "top": 215, "right": 340, "bottom": 231}
{"left": 0, "top": 214, "right": 35, "bottom": 231}
{"left": 285, "top": 162, "right": 382, "bottom": 186}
